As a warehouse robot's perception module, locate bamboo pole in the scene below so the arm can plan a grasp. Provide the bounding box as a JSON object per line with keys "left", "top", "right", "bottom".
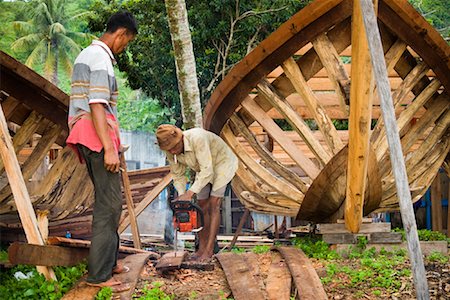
{"left": 359, "top": 0, "right": 429, "bottom": 298}
{"left": 0, "top": 104, "right": 56, "bottom": 281}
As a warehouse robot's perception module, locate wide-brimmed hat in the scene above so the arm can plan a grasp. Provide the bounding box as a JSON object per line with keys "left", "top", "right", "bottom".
{"left": 156, "top": 124, "right": 183, "bottom": 150}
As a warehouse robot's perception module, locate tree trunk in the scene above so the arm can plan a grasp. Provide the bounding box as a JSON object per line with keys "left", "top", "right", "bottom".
{"left": 165, "top": 0, "right": 203, "bottom": 129}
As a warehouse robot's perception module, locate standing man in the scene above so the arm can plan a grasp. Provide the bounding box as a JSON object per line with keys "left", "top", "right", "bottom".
{"left": 156, "top": 125, "right": 238, "bottom": 261}
{"left": 66, "top": 11, "right": 138, "bottom": 291}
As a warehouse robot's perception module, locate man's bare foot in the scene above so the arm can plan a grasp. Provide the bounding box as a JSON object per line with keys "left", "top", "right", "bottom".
{"left": 86, "top": 278, "right": 131, "bottom": 292}
{"left": 194, "top": 253, "right": 213, "bottom": 262}
{"left": 113, "top": 263, "right": 130, "bottom": 274}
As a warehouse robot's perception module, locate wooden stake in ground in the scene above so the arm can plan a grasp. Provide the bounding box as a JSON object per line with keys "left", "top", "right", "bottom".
{"left": 229, "top": 208, "right": 250, "bottom": 249}
{"left": 359, "top": 0, "right": 429, "bottom": 298}
{"left": 0, "top": 104, "right": 56, "bottom": 280}
{"left": 120, "top": 153, "right": 141, "bottom": 249}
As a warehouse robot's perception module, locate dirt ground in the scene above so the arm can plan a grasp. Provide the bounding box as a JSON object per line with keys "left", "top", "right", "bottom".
{"left": 134, "top": 250, "right": 450, "bottom": 300}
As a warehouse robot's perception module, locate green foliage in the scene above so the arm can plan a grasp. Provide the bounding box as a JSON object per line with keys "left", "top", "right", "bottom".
{"left": 427, "top": 251, "right": 449, "bottom": 264}
{"left": 291, "top": 237, "right": 340, "bottom": 260}
{"left": 230, "top": 247, "right": 246, "bottom": 254}
{"left": 251, "top": 245, "right": 270, "bottom": 254}
{"left": 408, "top": 0, "right": 450, "bottom": 41}
{"left": 0, "top": 249, "right": 8, "bottom": 262}
{"left": 133, "top": 281, "right": 174, "bottom": 300}
{"left": 88, "top": 0, "right": 312, "bottom": 124}
{"left": 321, "top": 249, "right": 409, "bottom": 291}
{"left": 10, "top": 0, "right": 94, "bottom": 85}
{"left": 95, "top": 287, "right": 113, "bottom": 300}
{"left": 392, "top": 228, "right": 450, "bottom": 242}
{"left": 116, "top": 70, "right": 174, "bottom": 132}
{"left": 0, "top": 263, "right": 87, "bottom": 300}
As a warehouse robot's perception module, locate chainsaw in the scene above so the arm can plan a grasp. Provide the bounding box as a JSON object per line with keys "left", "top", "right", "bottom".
{"left": 170, "top": 200, "right": 204, "bottom": 251}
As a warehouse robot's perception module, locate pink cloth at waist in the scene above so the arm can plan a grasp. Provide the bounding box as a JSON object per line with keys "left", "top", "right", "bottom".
{"left": 66, "top": 117, "right": 120, "bottom": 163}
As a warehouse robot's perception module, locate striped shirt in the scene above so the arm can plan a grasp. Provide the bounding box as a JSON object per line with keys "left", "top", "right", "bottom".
{"left": 66, "top": 40, "right": 120, "bottom": 159}
{"left": 165, "top": 128, "right": 238, "bottom": 195}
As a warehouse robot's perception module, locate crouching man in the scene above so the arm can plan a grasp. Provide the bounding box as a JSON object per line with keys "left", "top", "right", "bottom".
{"left": 156, "top": 125, "right": 238, "bottom": 261}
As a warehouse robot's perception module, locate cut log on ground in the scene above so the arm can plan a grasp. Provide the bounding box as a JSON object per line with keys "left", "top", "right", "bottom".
{"left": 155, "top": 251, "right": 187, "bottom": 273}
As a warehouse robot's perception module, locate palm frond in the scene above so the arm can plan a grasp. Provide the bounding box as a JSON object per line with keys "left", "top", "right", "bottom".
{"left": 12, "top": 21, "right": 34, "bottom": 35}
{"left": 57, "top": 33, "right": 82, "bottom": 57}
{"left": 66, "top": 31, "right": 96, "bottom": 44}
{"left": 59, "top": 51, "right": 73, "bottom": 75}
{"left": 43, "top": 46, "right": 56, "bottom": 81}
{"left": 24, "top": 39, "right": 47, "bottom": 67}
{"left": 11, "top": 34, "right": 42, "bottom": 53}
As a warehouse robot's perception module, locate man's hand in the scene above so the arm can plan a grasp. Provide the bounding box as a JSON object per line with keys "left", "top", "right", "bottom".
{"left": 104, "top": 148, "right": 120, "bottom": 173}
{"left": 176, "top": 190, "right": 195, "bottom": 201}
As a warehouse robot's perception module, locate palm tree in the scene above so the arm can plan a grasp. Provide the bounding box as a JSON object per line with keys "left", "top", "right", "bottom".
{"left": 11, "top": 0, "right": 93, "bottom": 86}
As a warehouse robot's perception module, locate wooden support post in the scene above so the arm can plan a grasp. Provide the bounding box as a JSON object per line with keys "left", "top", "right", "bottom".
{"left": 431, "top": 174, "right": 443, "bottom": 233}
{"left": 0, "top": 104, "right": 56, "bottom": 281}
{"left": 120, "top": 153, "right": 141, "bottom": 249}
{"left": 344, "top": 0, "right": 375, "bottom": 233}
{"left": 229, "top": 209, "right": 250, "bottom": 249}
{"left": 118, "top": 173, "right": 172, "bottom": 233}
{"left": 274, "top": 215, "right": 279, "bottom": 239}
{"left": 223, "top": 189, "right": 232, "bottom": 234}
{"left": 359, "top": 0, "right": 429, "bottom": 298}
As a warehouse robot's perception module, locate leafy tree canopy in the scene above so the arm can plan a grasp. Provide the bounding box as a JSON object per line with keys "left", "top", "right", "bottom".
{"left": 87, "top": 0, "right": 312, "bottom": 124}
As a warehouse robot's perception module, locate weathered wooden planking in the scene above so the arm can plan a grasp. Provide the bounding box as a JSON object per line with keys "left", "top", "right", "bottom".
{"left": 8, "top": 242, "right": 89, "bottom": 267}
{"left": 317, "top": 222, "right": 391, "bottom": 234}
{"left": 266, "top": 251, "right": 291, "bottom": 300}
{"left": 46, "top": 237, "right": 151, "bottom": 255}
{"left": 216, "top": 252, "right": 267, "bottom": 300}
{"left": 113, "top": 253, "right": 153, "bottom": 299}
{"left": 155, "top": 251, "right": 187, "bottom": 272}
{"left": 62, "top": 253, "right": 152, "bottom": 300}
{"left": 275, "top": 246, "right": 327, "bottom": 300}
{"left": 322, "top": 232, "right": 402, "bottom": 245}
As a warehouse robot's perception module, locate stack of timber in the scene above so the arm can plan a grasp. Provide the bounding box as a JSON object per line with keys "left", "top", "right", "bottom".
{"left": 203, "top": 0, "right": 450, "bottom": 221}
{"left": 0, "top": 51, "right": 171, "bottom": 240}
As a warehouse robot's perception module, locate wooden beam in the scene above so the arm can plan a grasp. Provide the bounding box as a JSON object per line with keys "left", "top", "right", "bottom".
{"left": 230, "top": 113, "right": 308, "bottom": 193}
{"left": 344, "top": 0, "right": 375, "bottom": 233}
{"left": 222, "top": 124, "right": 304, "bottom": 202}
{"left": 120, "top": 153, "right": 141, "bottom": 249}
{"left": 216, "top": 252, "right": 267, "bottom": 300}
{"left": 266, "top": 251, "right": 291, "bottom": 300}
{"left": 359, "top": 0, "right": 429, "bottom": 298}
{"left": 241, "top": 97, "right": 320, "bottom": 179}
{"left": 2, "top": 96, "right": 21, "bottom": 119}
{"left": 229, "top": 208, "right": 250, "bottom": 249}
{"left": 155, "top": 251, "right": 187, "bottom": 273}
{"left": 118, "top": 173, "right": 172, "bottom": 234}
{"left": 400, "top": 95, "right": 449, "bottom": 154}
{"left": 8, "top": 242, "right": 89, "bottom": 267}
{"left": 312, "top": 33, "right": 350, "bottom": 115}
{"left": 256, "top": 79, "right": 332, "bottom": 166}
{"left": 282, "top": 57, "right": 344, "bottom": 155}
{"left": 0, "top": 103, "right": 55, "bottom": 280}
{"left": 431, "top": 174, "right": 443, "bottom": 232}
{"left": 0, "top": 111, "right": 42, "bottom": 172}
{"left": 0, "top": 122, "right": 61, "bottom": 204}
{"left": 275, "top": 247, "right": 327, "bottom": 299}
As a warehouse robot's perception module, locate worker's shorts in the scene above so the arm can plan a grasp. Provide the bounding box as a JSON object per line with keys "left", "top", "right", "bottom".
{"left": 197, "top": 183, "right": 227, "bottom": 200}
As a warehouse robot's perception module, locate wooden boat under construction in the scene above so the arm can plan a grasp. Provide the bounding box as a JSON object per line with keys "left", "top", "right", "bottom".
{"left": 204, "top": 0, "right": 449, "bottom": 224}
{"left": 0, "top": 0, "right": 448, "bottom": 240}
{"left": 0, "top": 50, "right": 171, "bottom": 239}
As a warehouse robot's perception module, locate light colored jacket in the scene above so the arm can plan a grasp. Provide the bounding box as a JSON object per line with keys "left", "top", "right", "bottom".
{"left": 165, "top": 128, "right": 238, "bottom": 195}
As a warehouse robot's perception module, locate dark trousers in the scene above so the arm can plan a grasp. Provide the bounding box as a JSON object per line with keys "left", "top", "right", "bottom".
{"left": 77, "top": 144, "right": 122, "bottom": 283}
